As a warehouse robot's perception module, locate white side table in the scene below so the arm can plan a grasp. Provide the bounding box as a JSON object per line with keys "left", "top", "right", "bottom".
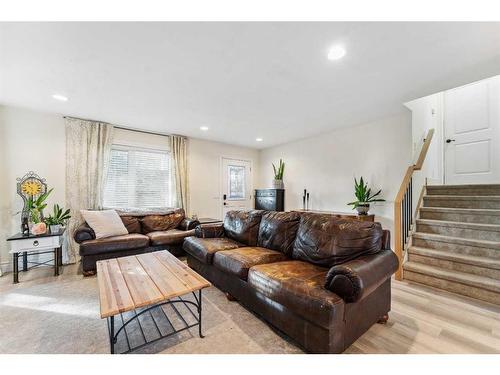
{"left": 6, "top": 228, "right": 65, "bottom": 283}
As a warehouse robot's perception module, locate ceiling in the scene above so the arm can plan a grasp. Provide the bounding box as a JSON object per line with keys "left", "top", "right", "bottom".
{"left": 1, "top": 22, "right": 500, "bottom": 149}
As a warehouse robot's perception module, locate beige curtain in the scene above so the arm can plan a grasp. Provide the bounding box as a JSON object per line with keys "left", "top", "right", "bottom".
{"left": 65, "top": 118, "right": 114, "bottom": 264}
{"left": 169, "top": 135, "right": 189, "bottom": 212}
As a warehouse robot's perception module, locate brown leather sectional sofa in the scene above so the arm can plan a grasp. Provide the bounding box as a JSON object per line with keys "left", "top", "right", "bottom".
{"left": 183, "top": 210, "right": 398, "bottom": 353}
{"left": 74, "top": 208, "right": 199, "bottom": 274}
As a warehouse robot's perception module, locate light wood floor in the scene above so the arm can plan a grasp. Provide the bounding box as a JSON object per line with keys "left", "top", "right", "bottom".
{"left": 345, "top": 279, "right": 500, "bottom": 354}
{"left": 1, "top": 264, "right": 499, "bottom": 353}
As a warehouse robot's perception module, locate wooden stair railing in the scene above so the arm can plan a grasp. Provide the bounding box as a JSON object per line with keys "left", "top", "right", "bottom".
{"left": 394, "top": 128, "right": 434, "bottom": 280}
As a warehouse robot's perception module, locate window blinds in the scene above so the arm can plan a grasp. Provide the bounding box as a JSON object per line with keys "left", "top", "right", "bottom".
{"left": 103, "top": 146, "right": 172, "bottom": 209}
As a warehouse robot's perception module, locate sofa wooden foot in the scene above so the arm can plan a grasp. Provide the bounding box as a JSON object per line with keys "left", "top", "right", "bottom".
{"left": 377, "top": 314, "right": 389, "bottom": 324}
{"left": 225, "top": 292, "right": 237, "bottom": 301}
{"left": 82, "top": 270, "right": 97, "bottom": 277}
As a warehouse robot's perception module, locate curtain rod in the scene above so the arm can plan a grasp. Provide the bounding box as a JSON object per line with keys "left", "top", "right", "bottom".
{"left": 63, "top": 116, "right": 178, "bottom": 138}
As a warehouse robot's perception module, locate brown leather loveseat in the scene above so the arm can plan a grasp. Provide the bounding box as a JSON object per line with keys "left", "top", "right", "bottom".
{"left": 183, "top": 210, "right": 398, "bottom": 353}
{"left": 74, "top": 208, "right": 199, "bottom": 275}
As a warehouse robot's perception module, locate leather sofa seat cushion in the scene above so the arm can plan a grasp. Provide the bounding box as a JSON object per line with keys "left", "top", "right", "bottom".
{"left": 248, "top": 260, "right": 343, "bottom": 329}
{"left": 257, "top": 211, "right": 301, "bottom": 256}
{"left": 213, "top": 247, "right": 288, "bottom": 280}
{"left": 140, "top": 209, "right": 185, "bottom": 233}
{"left": 292, "top": 214, "right": 383, "bottom": 267}
{"left": 120, "top": 215, "right": 142, "bottom": 234}
{"left": 224, "top": 210, "right": 264, "bottom": 246}
{"left": 147, "top": 229, "right": 195, "bottom": 246}
{"left": 79, "top": 234, "right": 150, "bottom": 256}
{"left": 183, "top": 237, "right": 242, "bottom": 264}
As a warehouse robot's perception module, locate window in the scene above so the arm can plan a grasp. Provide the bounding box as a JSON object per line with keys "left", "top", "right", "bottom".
{"left": 103, "top": 145, "right": 172, "bottom": 209}
{"left": 227, "top": 165, "right": 245, "bottom": 200}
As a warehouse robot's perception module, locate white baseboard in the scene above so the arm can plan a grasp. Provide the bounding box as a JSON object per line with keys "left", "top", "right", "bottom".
{"left": 0, "top": 260, "right": 11, "bottom": 275}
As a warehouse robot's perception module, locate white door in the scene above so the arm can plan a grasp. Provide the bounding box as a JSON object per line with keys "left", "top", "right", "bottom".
{"left": 444, "top": 76, "right": 500, "bottom": 184}
{"left": 221, "top": 158, "right": 253, "bottom": 219}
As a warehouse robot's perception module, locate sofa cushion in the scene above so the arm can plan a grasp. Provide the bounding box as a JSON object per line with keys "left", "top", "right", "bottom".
{"left": 147, "top": 229, "right": 195, "bottom": 246}
{"left": 140, "top": 210, "right": 184, "bottom": 233}
{"left": 79, "top": 234, "right": 150, "bottom": 256}
{"left": 248, "top": 260, "right": 343, "bottom": 329}
{"left": 292, "top": 214, "right": 383, "bottom": 267}
{"left": 224, "top": 210, "right": 264, "bottom": 246}
{"left": 120, "top": 215, "right": 142, "bottom": 234}
{"left": 257, "top": 211, "right": 301, "bottom": 256}
{"left": 183, "top": 236, "right": 242, "bottom": 264}
{"left": 213, "top": 247, "right": 288, "bottom": 280}
{"left": 80, "top": 209, "right": 129, "bottom": 239}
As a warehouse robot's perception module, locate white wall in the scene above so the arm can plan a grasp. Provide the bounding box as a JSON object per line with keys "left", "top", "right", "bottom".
{"left": 259, "top": 113, "right": 412, "bottom": 234}
{"left": 0, "top": 105, "right": 260, "bottom": 273}
{"left": 188, "top": 138, "right": 259, "bottom": 219}
{"left": 405, "top": 92, "right": 444, "bottom": 186}
{"left": 0, "top": 105, "right": 66, "bottom": 272}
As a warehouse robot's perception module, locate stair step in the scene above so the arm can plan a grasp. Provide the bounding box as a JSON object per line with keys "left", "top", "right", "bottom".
{"left": 403, "top": 262, "right": 500, "bottom": 304}
{"left": 416, "top": 219, "right": 500, "bottom": 241}
{"left": 427, "top": 184, "right": 500, "bottom": 196}
{"left": 423, "top": 195, "right": 500, "bottom": 209}
{"left": 419, "top": 207, "right": 500, "bottom": 224}
{"left": 408, "top": 246, "right": 500, "bottom": 279}
{"left": 412, "top": 232, "right": 500, "bottom": 259}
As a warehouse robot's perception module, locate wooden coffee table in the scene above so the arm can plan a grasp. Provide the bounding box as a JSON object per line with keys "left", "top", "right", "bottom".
{"left": 96, "top": 251, "right": 211, "bottom": 354}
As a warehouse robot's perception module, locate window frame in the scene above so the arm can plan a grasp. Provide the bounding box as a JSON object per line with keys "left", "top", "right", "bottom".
{"left": 103, "top": 143, "right": 173, "bottom": 210}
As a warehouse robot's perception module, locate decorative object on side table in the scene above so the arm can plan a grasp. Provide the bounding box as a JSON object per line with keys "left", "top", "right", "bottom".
{"left": 272, "top": 158, "right": 285, "bottom": 189}
{"left": 347, "top": 176, "right": 385, "bottom": 215}
{"left": 16, "top": 171, "right": 50, "bottom": 235}
{"left": 45, "top": 204, "right": 71, "bottom": 234}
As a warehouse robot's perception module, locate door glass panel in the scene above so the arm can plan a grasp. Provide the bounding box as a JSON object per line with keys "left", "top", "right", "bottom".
{"left": 228, "top": 165, "right": 245, "bottom": 200}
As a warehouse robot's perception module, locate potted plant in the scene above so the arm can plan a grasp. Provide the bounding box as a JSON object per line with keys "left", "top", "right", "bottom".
{"left": 26, "top": 188, "right": 53, "bottom": 234}
{"left": 347, "top": 177, "right": 385, "bottom": 215}
{"left": 272, "top": 159, "right": 285, "bottom": 189}
{"left": 45, "top": 204, "right": 71, "bottom": 234}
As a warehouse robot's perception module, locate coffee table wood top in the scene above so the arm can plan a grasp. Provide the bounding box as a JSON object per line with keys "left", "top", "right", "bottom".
{"left": 96, "top": 251, "right": 211, "bottom": 318}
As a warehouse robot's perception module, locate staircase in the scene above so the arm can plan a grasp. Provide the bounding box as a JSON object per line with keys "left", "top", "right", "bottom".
{"left": 403, "top": 184, "right": 500, "bottom": 305}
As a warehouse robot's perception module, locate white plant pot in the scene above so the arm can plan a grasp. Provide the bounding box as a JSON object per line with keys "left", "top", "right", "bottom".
{"left": 355, "top": 203, "right": 370, "bottom": 215}
{"left": 273, "top": 179, "right": 284, "bottom": 189}
{"left": 50, "top": 224, "right": 61, "bottom": 234}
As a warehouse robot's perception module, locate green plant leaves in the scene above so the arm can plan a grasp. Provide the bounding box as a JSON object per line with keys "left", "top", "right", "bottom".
{"left": 272, "top": 159, "right": 285, "bottom": 180}
{"left": 348, "top": 177, "right": 386, "bottom": 207}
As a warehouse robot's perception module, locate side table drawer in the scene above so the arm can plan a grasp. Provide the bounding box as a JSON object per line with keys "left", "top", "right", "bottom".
{"left": 10, "top": 236, "right": 61, "bottom": 253}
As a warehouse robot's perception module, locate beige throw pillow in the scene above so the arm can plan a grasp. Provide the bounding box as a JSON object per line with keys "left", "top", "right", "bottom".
{"left": 80, "top": 209, "right": 129, "bottom": 239}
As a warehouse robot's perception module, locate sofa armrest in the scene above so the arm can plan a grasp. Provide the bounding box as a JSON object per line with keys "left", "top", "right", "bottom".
{"left": 324, "top": 249, "right": 399, "bottom": 303}
{"left": 177, "top": 218, "right": 201, "bottom": 231}
{"left": 194, "top": 223, "right": 225, "bottom": 238}
{"left": 74, "top": 222, "right": 96, "bottom": 243}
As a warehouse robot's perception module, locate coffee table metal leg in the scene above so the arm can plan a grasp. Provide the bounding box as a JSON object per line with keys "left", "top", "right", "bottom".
{"left": 109, "top": 316, "right": 115, "bottom": 354}
{"left": 13, "top": 253, "right": 19, "bottom": 283}
{"left": 198, "top": 289, "right": 204, "bottom": 338}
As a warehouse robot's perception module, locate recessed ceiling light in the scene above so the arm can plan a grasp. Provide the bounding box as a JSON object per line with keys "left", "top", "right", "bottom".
{"left": 256, "top": 138, "right": 263, "bottom": 142}
{"left": 200, "top": 126, "right": 209, "bottom": 131}
{"left": 327, "top": 45, "right": 346, "bottom": 61}
{"left": 52, "top": 94, "right": 68, "bottom": 102}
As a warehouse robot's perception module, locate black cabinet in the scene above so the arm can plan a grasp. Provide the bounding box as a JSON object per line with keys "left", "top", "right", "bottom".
{"left": 255, "top": 189, "right": 285, "bottom": 211}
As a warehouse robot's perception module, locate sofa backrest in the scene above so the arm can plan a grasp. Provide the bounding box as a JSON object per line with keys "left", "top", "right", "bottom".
{"left": 291, "top": 213, "right": 383, "bottom": 267}
{"left": 257, "top": 211, "right": 301, "bottom": 256}
{"left": 117, "top": 208, "right": 185, "bottom": 234}
{"left": 224, "top": 210, "right": 264, "bottom": 246}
